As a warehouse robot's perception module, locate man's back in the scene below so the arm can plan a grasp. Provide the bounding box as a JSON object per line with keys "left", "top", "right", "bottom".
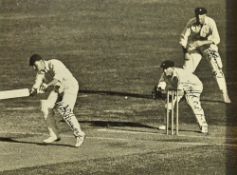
{"left": 173, "top": 68, "right": 203, "bottom": 92}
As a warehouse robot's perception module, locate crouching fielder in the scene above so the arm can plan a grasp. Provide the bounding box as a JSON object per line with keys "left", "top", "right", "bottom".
{"left": 157, "top": 60, "right": 208, "bottom": 134}
{"left": 29, "top": 54, "right": 85, "bottom": 147}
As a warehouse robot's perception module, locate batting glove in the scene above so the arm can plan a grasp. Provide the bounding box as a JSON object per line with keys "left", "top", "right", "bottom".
{"left": 29, "top": 88, "right": 37, "bottom": 96}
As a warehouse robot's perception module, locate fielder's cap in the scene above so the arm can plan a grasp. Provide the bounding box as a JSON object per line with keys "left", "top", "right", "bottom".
{"left": 160, "top": 60, "right": 175, "bottom": 69}
{"left": 29, "top": 54, "right": 43, "bottom": 66}
{"left": 195, "top": 7, "right": 207, "bottom": 15}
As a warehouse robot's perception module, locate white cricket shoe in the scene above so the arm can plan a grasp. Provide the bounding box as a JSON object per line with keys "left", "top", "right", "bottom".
{"left": 43, "top": 136, "right": 61, "bottom": 143}
{"left": 223, "top": 94, "right": 231, "bottom": 104}
{"left": 75, "top": 132, "right": 85, "bottom": 147}
{"left": 158, "top": 125, "right": 166, "bottom": 130}
{"left": 201, "top": 124, "right": 208, "bottom": 134}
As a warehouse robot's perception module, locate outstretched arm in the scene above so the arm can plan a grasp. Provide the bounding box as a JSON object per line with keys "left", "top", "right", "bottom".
{"left": 30, "top": 72, "right": 45, "bottom": 96}
{"left": 179, "top": 20, "right": 192, "bottom": 49}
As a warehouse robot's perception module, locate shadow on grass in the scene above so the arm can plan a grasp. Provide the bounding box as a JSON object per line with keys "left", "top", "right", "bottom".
{"left": 80, "top": 89, "right": 154, "bottom": 99}
{"left": 0, "top": 137, "right": 75, "bottom": 148}
{"left": 63, "top": 120, "right": 202, "bottom": 136}
{"left": 59, "top": 119, "right": 203, "bottom": 134}
{"left": 79, "top": 89, "right": 225, "bottom": 103}
{"left": 60, "top": 119, "right": 159, "bottom": 130}
{"left": 82, "top": 120, "right": 158, "bottom": 128}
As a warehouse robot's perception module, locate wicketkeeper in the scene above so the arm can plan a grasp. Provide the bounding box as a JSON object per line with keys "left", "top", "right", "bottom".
{"left": 156, "top": 60, "right": 208, "bottom": 134}
{"left": 29, "top": 54, "right": 85, "bottom": 147}
{"left": 180, "top": 7, "right": 231, "bottom": 103}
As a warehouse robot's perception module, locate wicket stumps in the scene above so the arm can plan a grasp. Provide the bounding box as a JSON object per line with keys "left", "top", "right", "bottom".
{"left": 166, "top": 90, "right": 179, "bottom": 135}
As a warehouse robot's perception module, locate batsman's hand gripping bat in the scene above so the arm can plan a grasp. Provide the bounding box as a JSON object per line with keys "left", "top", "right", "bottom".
{"left": 0, "top": 88, "right": 30, "bottom": 100}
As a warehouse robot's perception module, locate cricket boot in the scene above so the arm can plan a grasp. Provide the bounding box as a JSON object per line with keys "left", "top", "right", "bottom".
{"left": 43, "top": 116, "right": 61, "bottom": 143}
{"left": 223, "top": 92, "right": 231, "bottom": 104}
{"left": 43, "top": 136, "right": 61, "bottom": 143}
{"left": 201, "top": 123, "right": 208, "bottom": 134}
{"left": 75, "top": 131, "right": 85, "bottom": 147}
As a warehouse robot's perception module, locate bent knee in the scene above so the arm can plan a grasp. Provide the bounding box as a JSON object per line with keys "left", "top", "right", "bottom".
{"left": 56, "top": 102, "right": 72, "bottom": 116}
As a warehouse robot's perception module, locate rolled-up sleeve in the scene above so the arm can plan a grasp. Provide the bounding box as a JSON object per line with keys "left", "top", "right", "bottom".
{"left": 207, "top": 19, "right": 220, "bottom": 45}
{"left": 179, "top": 20, "right": 192, "bottom": 48}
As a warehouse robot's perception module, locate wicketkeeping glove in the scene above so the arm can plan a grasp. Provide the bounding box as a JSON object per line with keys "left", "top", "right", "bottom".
{"left": 152, "top": 86, "right": 166, "bottom": 100}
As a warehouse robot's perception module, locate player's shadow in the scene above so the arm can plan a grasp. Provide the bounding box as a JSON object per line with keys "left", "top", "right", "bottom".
{"left": 79, "top": 89, "right": 225, "bottom": 103}
{"left": 79, "top": 89, "right": 154, "bottom": 99}
{"left": 0, "top": 137, "right": 75, "bottom": 148}
{"left": 78, "top": 120, "right": 159, "bottom": 132}
{"left": 76, "top": 120, "right": 207, "bottom": 135}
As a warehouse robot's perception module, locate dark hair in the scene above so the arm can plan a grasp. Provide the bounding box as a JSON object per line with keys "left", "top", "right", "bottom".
{"left": 29, "top": 54, "right": 43, "bottom": 66}
{"left": 160, "top": 60, "right": 175, "bottom": 69}
{"left": 194, "top": 7, "right": 207, "bottom": 16}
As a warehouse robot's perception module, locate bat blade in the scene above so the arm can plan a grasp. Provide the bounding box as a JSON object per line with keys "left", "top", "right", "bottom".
{"left": 0, "top": 88, "right": 30, "bottom": 100}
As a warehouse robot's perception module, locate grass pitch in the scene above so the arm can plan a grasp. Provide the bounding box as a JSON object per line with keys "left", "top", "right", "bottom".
{"left": 0, "top": 0, "right": 237, "bottom": 174}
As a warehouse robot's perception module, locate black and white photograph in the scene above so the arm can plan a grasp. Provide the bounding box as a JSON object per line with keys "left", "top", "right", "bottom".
{"left": 0, "top": 0, "right": 237, "bottom": 174}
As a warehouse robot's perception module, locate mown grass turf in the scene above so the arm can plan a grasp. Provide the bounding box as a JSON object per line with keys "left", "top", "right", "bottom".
{"left": 1, "top": 145, "right": 235, "bottom": 175}
{"left": 0, "top": 0, "right": 237, "bottom": 174}
{"left": 0, "top": 0, "right": 227, "bottom": 95}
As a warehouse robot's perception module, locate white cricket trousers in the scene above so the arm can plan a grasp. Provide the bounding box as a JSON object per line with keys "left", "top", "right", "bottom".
{"left": 174, "top": 88, "right": 207, "bottom": 128}
{"left": 41, "top": 82, "right": 83, "bottom": 138}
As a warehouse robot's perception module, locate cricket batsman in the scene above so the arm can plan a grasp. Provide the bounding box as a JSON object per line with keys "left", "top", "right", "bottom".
{"left": 29, "top": 54, "right": 85, "bottom": 147}
{"left": 156, "top": 60, "right": 208, "bottom": 134}
{"left": 179, "top": 7, "right": 231, "bottom": 103}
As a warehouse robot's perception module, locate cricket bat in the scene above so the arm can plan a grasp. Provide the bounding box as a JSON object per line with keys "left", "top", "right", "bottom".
{"left": 0, "top": 88, "right": 30, "bottom": 100}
